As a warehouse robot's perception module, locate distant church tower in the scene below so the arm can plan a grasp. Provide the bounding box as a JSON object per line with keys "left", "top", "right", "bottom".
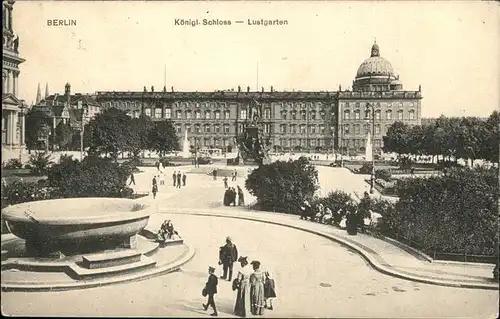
{"left": 45, "top": 82, "right": 49, "bottom": 98}
{"left": 36, "top": 83, "right": 42, "bottom": 104}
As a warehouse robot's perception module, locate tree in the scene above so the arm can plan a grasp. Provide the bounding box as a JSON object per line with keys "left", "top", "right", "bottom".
{"left": 54, "top": 122, "right": 73, "bottom": 150}
{"left": 47, "top": 155, "right": 132, "bottom": 198}
{"left": 245, "top": 157, "right": 319, "bottom": 213}
{"left": 148, "top": 119, "right": 179, "bottom": 157}
{"left": 25, "top": 109, "right": 50, "bottom": 153}
{"left": 382, "top": 121, "right": 412, "bottom": 155}
{"left": 129, "top": 114, "right": 154, "bottom": 157}
{"left": 480, "top": 111, "right": 500, "bottom": 163}
{"left": 84, "top": 108, "right": 132, "bottom": 159}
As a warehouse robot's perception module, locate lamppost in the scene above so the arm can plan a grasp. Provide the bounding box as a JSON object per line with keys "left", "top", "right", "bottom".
{"left": 365, "top": 102, "right": 375, "bottom": 194}
{"left": 331, "top": 130, "right": 336, "bottom": 162}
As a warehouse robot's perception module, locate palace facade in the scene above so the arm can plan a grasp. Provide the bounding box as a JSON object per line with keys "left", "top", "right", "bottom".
{"left": 2, "top": 0, "right": 26, "bottom": 154}
{"left": 95, "top": 42, "right": 422, "bottom": 154}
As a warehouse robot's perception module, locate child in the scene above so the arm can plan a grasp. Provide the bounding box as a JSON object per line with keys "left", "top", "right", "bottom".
{"left": 203, "top": 266, "right": 218, "bottom": 316}
{"left": 264, "top": 271, "right": 276, "bottom": 310}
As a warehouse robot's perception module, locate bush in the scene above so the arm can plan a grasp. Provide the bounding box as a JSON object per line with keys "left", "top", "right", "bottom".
{"left": 24, "top": 164, "right": 32, "bottom": 169}
{"left": 1, "top": 180, "right": 51, "bottom": 210}
{"left": 28, "top": 152, "right": 54, "bottom": 176}
{"left": 4, "top": 158, "right": 22, "bottom": 169}
{"left": 390, "top": 166, "right": 498, "bottom": 256}
{"left": 47, "top": 155, "right": 130, "bottom": 198}
{"left": 245, "top": 157, "right": 319, "bottom": 214}
{"left": 358, "top": 163, "right": 373, "bottom": 174}
{"left": 375, "top": 169, "right": 392, "bottom": 182}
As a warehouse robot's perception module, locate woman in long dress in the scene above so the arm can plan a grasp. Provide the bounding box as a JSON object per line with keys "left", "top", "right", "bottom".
{"left": 250, "top": 261, "right": 266, "bottom": 315}
{"left": 234, "top": 257, "right": 252, "bottom": 317}
{"left": 264, "top": 271, "right": 276, "bottom": 310}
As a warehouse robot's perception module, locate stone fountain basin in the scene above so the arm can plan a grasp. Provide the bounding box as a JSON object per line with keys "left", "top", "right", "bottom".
{"left": 1, "top": 198, "right": 152, "bottom": 253}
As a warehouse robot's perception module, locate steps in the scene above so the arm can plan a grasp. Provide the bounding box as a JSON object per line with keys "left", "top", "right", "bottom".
{"left": 67, "top": 250, "right": 157, "bottom": 279}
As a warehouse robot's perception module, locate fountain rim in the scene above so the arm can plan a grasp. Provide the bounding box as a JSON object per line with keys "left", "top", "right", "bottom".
{"left": 1, "top": 198, "right": 152, "bottom": 225}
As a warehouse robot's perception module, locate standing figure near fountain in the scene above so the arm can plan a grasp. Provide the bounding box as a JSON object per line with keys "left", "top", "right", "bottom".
{"left": 151, "top": 176, "right": 158, "bottom": 199}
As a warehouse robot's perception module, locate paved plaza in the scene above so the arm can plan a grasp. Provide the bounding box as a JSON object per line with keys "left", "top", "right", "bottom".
{"left": 1, "top": 165, "right": 498, "bottom": 318}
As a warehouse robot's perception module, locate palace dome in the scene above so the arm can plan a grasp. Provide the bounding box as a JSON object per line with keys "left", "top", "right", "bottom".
{"left": 355, "top": 42, "right": 395, "bottom": 78}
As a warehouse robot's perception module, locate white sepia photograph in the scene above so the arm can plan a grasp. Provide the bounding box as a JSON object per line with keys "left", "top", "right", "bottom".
{"left": 1, "top": 0, "right": 499, "bottom": 317}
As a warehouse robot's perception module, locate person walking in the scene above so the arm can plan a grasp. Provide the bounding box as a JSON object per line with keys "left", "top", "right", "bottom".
{"left": 213, "top": 168, "right": 218, "bottom": 180}
{"left": 223, "top": 177, "right": 229, "bottom": 189}
{"left": 263, "top": 271, "right": 276, "bottom": 310}
{"left": 250, "top": 261, "right": 266, "bottom": 316}
{"left": 219, "top": 236, "right": 238, "bottom": 281}
{"left": 128, "top": 172, "right": 136, "bottom": 186}
{"left": 203, "top": 266, "right": 219, "bottom": 317}
{"left": 176, "top": 171, "right": 182, "bottom": 189}
{"left": 237, "top": 186, "right": 245, "bottom": 206}
{"left": 234, "top": 257, "right": 252, "bottom": 317}
{"left": 182, "top": 173, "right": 187, "bottom": 186}
{"left": 232, "top": 169, "right": 237, "bottom": 181}
{"left": 152, "top": 176, "right": 158, "bottom": 199}
{"left": 172, "top": 172, "right": 177, "bottom": 187}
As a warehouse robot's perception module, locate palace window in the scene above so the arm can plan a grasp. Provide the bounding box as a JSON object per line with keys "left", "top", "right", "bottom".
{"left": 264, "top": 124, "right": 270, "bottom": 134}
{"left": 176, "top": 125, "right": 181, "bottom": 133}
{"left": 310, "top": 111, "right": 316, "bottom": 120}
{"left": 215, "top": 139, "right": 220, "bottom": 147}
{"left": 344, "top": 110, "right": 350, "bottom": 120}
{"left": 310, "top": 125, "right": 316, "bottom": 134}
{"left": 186, "top": 125, "right": 191, "bottom": 133}
{"left": 398, "top": 110, "right": 404, "bottom": 120}
{"left": 300, "top": 111, "right": 307, "bottom": 120}
{"left": 375, "top": 124, "right": 381, "bottom": 134}
{"left": 205, "top": 111, "right": 211, "bottom": 119}
{"left": 224, "top": 125, "right": 230, "bottom": 133}
{"left": 354, "top": 124, "right": 360, "bottom": 134}
{"left": 375, "top": 110, "right": 381, "bottom": 120}
{"left": 195, "top": 111, "right": 201, "bottom": 119}
{"left": 215, "top": 125, "right": 221, "bottom": 133}
{"left": 239, "top": 124, "right": 245, "bottom": 133}
{"left": 365, "top": 124, "right": 371, "bottom": 134}
{"left": 225, "top": 110, "right": 230, "bottom": 119}
{"left": 319, "top": 125, "right": 325, "bottom": 134}
{"left": 365, "top": 109, "right": 371, "bottom": 119}
{"left": 320, "top": 112, "right": 325, "bottom": 120}
{"left": 291, "top": 124, "right": 297, "bottom": 134}
{"left": 292, "top": 111, "right": 297, "bottom": 120}
{"left": 176, "top": 110, "right": 182, "bottom": 119}
{"left": 386, "top": 110, "right": 392, "bottom": 120}
{"left": 186, "top": 111, "right": 192, "bottom": 119}
{"left": 280, "top": 124, "right": 286, "bottom": 134}
{"left": 215, "top": 111, "right": 221, "bottom": 120}
{"left": 300, "top": 125, "right": 307, "bottom": 134}
{"left": 344, "top": 124, "right": 350, "bottom": 134}
{"left": 205, "top": 124, "right": 211, "bottom": 133}
{"left": 409, "top": 110, "right": 415, "bottom": 120}
{"left": 240, "top": 109, "right": 247, "bottom": 120}
{"left": 155, "top": 108, "right": 162, "bottom": 118}
{"left": 145, "top": 108, "right": 151, "bottom": 117}
{"left": 354, "top": 110, "right": 360, "bottom": 120}
{"left": 264, "top": 109, "right": 271, "bottom": 119}
{"left": 165, "top": 108, "right": 171, "bottom": 119}
{"left": 281, "top": 111, "right": 287, "bottom": 120}
{"left": 195, "top": 125, "right": 201, "bottom": 133}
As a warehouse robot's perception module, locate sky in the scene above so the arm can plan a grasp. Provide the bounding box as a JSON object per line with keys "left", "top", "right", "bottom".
{"left": 13, "top": 0, "right": 500, "bottom": 118}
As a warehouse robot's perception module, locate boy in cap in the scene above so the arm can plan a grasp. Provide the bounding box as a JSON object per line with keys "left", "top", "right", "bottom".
{"left": 203, "top": 266, "right": 218, "bottom": 316}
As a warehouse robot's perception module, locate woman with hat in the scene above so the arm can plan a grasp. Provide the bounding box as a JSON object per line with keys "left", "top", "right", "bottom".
{"left": 250, "top": 260, "right": 266, "bottom": 315}
{"left": 233, "top": 256, "right": 252, "bottom": 317}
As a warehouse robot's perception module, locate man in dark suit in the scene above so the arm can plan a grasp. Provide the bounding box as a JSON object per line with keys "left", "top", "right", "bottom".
{"left": 203, "top": 266, "right": 218, "bottom": 316}
{"left": 219, "top": 236, "right": 238, "bottom": 281}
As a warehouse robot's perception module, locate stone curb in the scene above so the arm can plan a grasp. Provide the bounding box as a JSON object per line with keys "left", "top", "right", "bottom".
{"left": 1, "top": 242, "right": 196, "bottom": 292}
{"left": 162, "top": 210, "right": 498, "bottom": 291}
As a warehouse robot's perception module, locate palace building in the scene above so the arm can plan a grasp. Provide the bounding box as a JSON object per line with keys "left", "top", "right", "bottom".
{"left": 2, "top": 0, "right": 26, "bottom": 155}
{"left": 95, "top": 42, "right": 422, "bottom": 154}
